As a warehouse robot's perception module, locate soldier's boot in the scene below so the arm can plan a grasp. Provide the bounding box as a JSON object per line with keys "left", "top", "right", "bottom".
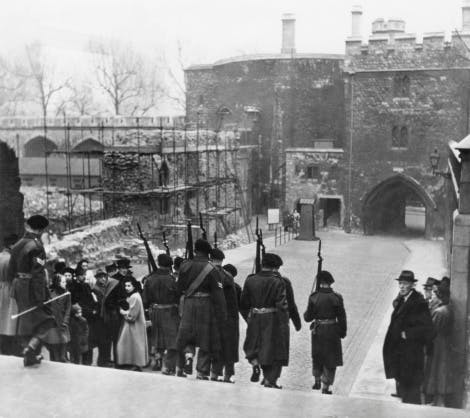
{"left": 312, "top": 379, "right": 321, "bottom": 390}
{"left": 23, "top": 346, "right": 41, "bottom": 367}
{"left": 152, "top": 357, "right": 162, "bottom": 372}
{"left": 176, "top": 368, "right": 187, "bottom": 378}
{"left": 250, "top": 365, "right": 261, "bottom": 382}
{"left": 223, "top": 374, "right": 235, "bottom": 384}
{"left": 196, "top": 372, "right": 209, "bottom": 381}
{"left": 264, "top": 381, "right": 282, "bottom": 389}
{"left": 321, "top": 384, "right": 332, "bottom": 394}
{"left": 184, "top": 356, "right": 193, "bottom": 375}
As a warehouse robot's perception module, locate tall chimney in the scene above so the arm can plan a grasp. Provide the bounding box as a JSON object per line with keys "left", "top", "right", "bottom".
{"left": 463, "top": 0, "right": 470, "bottom": 31}
{"left": 281, "top": 13, "right": 296, "bottom": 54}
{"left": 351, "top": 5, "right": 363, "bottom": 38}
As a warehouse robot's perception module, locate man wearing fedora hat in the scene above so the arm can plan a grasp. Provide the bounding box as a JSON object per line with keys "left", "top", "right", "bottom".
{"left": 383, "top": 270, "right": 434, "bottom": 404}
{"left": 9, "top": 215, "right": 56, "bottom": 366}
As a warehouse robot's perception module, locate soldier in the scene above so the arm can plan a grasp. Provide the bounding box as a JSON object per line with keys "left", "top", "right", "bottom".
{"left": 304, "top": 270, "right": 347, "bottom": 394}
{"left": 173, "top": 256, "right": 184, "bottom": 280}
{"left": 175, "top": 239, "right": 227, "bottom": 380}
{"left": 240, "top": 253, "right": 289, "bottom": 389}
{"left": 9, "top": 215, "right": 56, "bottom": 367}
{"left": 383, "top": 270, "right": 434, "bottom": 404}
{"left": 142, "top": 253, "right": 185, "bottom": 376}
{"left": 209, "top": 249, "right": 241, "bottom": 383}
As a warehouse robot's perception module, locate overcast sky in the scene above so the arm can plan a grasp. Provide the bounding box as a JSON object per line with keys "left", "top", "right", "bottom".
{"left": 0, "top": 0, "right": 466, "bottom": 114}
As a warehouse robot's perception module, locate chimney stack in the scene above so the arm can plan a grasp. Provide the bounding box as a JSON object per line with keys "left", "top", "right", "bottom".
{"left": 351, "top": 5, "right": 363, "bottom": 38}
{"left": 463, "top": 0, "right": 470, "bottom": 31}
{"left": 281, "top": 13, "right": 296, "bottom": 54}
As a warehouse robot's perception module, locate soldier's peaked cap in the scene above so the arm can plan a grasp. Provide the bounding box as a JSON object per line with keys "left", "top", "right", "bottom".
{"left": 194, "top": 238, "right": 212, "bottom": 254}
{"left": 26, "top": 214, "right": 49, "bottom": 230}
{"left": 396, "top": 270, "right": 417, "bottom": 282}
{"left": 210, "top": 248, "right": 225, "bottom": 261}
{"left": 317, "top": 270, "right": 334, "bottom": 284}
{"left": 262, "top": 253, "right": 283, "bottom": 268}
{"left": 157, "top": 253, "right": 173, "bottom": 267}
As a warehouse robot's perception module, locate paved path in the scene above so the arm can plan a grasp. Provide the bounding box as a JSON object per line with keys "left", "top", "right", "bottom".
{"left": 0, "top": 355, "right": 467, "bottom": 418}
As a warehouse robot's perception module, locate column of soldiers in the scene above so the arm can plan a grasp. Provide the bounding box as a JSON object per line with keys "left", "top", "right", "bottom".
{"left": 1, "top": 214, "right": 350, "bottom": 394}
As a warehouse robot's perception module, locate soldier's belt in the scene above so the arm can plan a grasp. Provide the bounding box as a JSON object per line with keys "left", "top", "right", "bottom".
{"left": 312, "top": 319, "right": 337, "bottom": 325}
{"left": 189, "top": 292, "right": 210, "bottom": 298}
{"left": 252, "top": 307, "right": 278, "bottom": 314}
{"left": 152, "top": 303, "right": 178, "bottom": 309}
{"left": 16, "top": 273, "right": 33, "bottom": 279}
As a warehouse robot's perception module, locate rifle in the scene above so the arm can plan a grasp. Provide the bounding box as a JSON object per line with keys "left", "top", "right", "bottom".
{"left": 162, "top": 231, "right": 171, "bottom": 256}
{"left": 254, "top": 216, "right": 265, "bottom": 273}
{"left": 213, "top": 231, "right": 218, "bottom": 249}
{"left": 311, "top": 239, "right": 323, "bottom": 293}
{"left": 199, "top": 212, "right": 207, "bottom": 240}
{"left": 185, "top": 220, "right": 194, "bottom": 260}
{"left": 12, "top": 292, "right": 71, "bottom": 319}
{"left": 137, "top": 223, "right": 158, "bottom": 274}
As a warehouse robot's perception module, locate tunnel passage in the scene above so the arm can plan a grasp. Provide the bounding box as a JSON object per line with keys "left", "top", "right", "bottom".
{"left": 0, "top": 141, "right": 24, "bottom": 247}
{"left": 362, "top": 174, "right": 437, "bottom": 238}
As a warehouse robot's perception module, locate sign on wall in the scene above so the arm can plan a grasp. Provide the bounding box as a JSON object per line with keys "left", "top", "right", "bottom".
{"left": 267, "top": 208, "right": 280, "bottom": 225}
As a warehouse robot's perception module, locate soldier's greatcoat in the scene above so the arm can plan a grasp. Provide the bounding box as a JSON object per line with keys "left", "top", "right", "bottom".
{"left": 240, "top": 270, "right": 288, "bottom": 366}
{"left": 9, "top": 232, "right": 54, "bottom": 336}
{"left": 175, "top": 256, "right": 227, "bottom": 354}
{"left": 304, "top": 287, "right": 347, "bottom": 368}
{"left": 383, "top": 289, "right": 434, "bottom": 386}
{"left": 142, "top": 268, "right": 180, "bottom": 350}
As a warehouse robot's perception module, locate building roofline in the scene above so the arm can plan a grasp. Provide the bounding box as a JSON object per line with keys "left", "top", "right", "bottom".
{"left": 186, "top": 53, "right": 345, "bottom": 71}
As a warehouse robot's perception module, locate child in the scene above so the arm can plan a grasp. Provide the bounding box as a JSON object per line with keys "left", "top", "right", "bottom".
{"left": 69, "top": 304, "right": 90, "bottom": 364}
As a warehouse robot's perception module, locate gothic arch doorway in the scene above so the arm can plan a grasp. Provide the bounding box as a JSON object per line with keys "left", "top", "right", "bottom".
{"left": 362, "top": 174, "right": 437, "bottom": 238}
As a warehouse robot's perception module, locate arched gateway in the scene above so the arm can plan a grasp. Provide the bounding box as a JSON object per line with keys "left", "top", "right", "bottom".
{"left": 0, "top": 141, "right": 24, "bottom": 245}
{"left": 361, "top": 174, "right": 437, "bottom": 238}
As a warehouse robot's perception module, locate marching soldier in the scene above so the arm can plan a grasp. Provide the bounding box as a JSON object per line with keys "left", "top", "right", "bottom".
{"left": 175, "top": 239, "right": 227, "bottom": 380}
{"left": 304, "top": 270, "right": 347, "bottom": 394}
{"left": 9, "top": 215, "right": 56, "bottom": 367}
{"left": 209, "top": 249, "right": 241, "bottom": 383}
{"left": 142, "top": 253, "right": 185, "bottom": 376}
{"left": 240, "top": 253, "right": 289, "bottom": 389}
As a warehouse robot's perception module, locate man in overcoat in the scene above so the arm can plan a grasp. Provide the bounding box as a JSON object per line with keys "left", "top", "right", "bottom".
{"left": 383, "top": 270, "right": 434, "bottom": 404}
{"left": 0, "top": 234, "right": 19, "bottom": 355}
{"left": 240, "top": 253, "right": 289, "bottom": 389}
{"left": 142, "top": 253, "right": 185, "bottom": 376}
{"left": 175, "top": 239, "right": 227, "bottom": 380}
{"left": 209, "top": 249, "right": 241, "bottom": 382}
{"left": 304, "top": 270, "right": 347, "bottom": 394}
{"left": 9, "top": 215, "right": 56, "bottom": 366}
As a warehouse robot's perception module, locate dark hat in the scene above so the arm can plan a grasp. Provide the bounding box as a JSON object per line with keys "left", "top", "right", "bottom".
{"left": 210, "top": 248, "right": 225, "bottom": 261}
{"left": 63, "top": 267, "right": 75, "bottom": 276}
{"left": 440, "top": 276, "right": 450, "bottom": 289}
{"left": 116, "top": 258, "right": 131, "bottom": 269}
{"left": 105, "top": 263, "right": 118, "bottom": 273}
{"left": 26, "top": 215, "right": 49, "bottom": 230}
{"left": 262, "top": 253, "right": 283, "bottom": 269}
{"left": 95, "top": 269, "right": 107, "bottom": 277}
{"left": 434, "top": 283, "right": 450, "bottom": 304}
{"left": 423, "top": 277, "right": 438, "bottom": 288}
{"left": 317, "top": 270, "right": 335, "bottom": 284}
{"left": 3, "top": 233, "right": 18, "bottom": 247}
{"left": 396, "top": 270, "right": 417, "bottom": 283}
{"left": 157, "top": 253, "right": 173, "bottom": 268}
{"left": 173, "top": 256, "right": 184, "bottom": 270}
{"left": 194, "top": 238, "right": 212, "bottom": 255}
{"left": 54, "top": 261, "right": 67, "bottom": 274}
{"left": 223, "top": 264, "right": 238, "bottom": 278}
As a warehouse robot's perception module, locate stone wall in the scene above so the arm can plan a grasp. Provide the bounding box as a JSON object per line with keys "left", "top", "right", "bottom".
{"left": 0, "top": 141, "right": 24, "bottom": 246}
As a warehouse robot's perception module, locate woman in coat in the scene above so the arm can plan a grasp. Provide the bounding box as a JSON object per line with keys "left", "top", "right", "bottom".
{"left": 424, "top": 285, "right": 453, "bottom": 406}
{"left": 116, "top": 277, "right": 148, "bottom": 371}
{"left": 43, "top": 274, "right": 71, "bottom": 362}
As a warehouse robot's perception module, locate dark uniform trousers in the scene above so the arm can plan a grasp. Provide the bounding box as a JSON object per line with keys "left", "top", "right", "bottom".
{"left": 262, "top": 363, "right": 283, "bottom": 384}
{"left": 312, "top": 358, "right": 336, "bottom": 386}
{"left": 211, "top": 359, "right": 235, "bottom": 378}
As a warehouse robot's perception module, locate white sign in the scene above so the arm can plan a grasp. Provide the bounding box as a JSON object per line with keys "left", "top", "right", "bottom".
{"left": 267, "top": 208, "right": 280, "bottom": 225}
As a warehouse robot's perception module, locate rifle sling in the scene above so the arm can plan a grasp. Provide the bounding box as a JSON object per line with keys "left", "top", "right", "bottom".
{"left": 185, "top": 264, "right": 214, "bottom": 299}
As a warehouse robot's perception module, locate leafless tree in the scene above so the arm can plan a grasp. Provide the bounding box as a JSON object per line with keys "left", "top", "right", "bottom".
{"left": 166, "top": 40, "right": 187, "bottom": 111}
{"left": 89, "top": 39, "right": 165, "bottom": 116}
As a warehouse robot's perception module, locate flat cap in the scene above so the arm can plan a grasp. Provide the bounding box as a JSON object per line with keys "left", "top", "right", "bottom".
{"left": 223, "top": 264, "right": 238, "bottom": 278}
{"left": 210, "top": 248, "right": 225, "bottom": 261}
{"left": 157, "top": 253, "right": 173, "bottom": 267}
{"left": 95, "top": 268, "right": 107, "bottom": 277}
{"left": 194, "top": 238, "right": 212, "bottom": 254}
{"left": 317, "top": 270, "right": 335, "bottom": 284}
{"left": 26, "top": 215, "right": 49, "bottom": 230}
{"left": 262, "top": 253, "right": 283, "bottom": 269}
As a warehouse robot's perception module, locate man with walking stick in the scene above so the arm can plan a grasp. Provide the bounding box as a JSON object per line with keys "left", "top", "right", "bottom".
{"left": 9, "top": 215, "right": 56, "bottom": 367}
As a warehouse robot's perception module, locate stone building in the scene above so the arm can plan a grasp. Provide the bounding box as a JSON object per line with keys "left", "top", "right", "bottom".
{"left": 185, "top": 4, "right": 470, "bottom": 237}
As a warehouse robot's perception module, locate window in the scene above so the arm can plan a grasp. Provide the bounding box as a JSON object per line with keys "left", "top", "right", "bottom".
{"left": 392, "top": 126, "right": 408, "bottom": 148}
{"left": 160, "top": 197, "right": 169, "bottom": 214}
{"left": 393, "top": 74, "right": 410, "bottom": 97}
{"left": 305, "top": 165, "right": 319, "bottom": 179}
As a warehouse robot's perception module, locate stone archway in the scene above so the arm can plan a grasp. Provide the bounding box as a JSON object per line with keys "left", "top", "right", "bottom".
{"left": 0, "top": 141, "right": 24, "bottom": 246}
{"left": 24, "top": 136, "right": 57, "bottom": 157}
{"left": 361, "top": 174, "right": 437, "bottom": 238}
{"left": 71, "top": 138, "right": 104, "bottom": 156}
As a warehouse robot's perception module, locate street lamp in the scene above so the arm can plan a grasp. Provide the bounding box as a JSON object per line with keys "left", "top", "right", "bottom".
{"left": 429, "top": 147, "right": 451, "bottom": 179}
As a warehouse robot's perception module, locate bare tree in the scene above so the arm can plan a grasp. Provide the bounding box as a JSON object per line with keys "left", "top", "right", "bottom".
{"left": 68, "top": 81, "right": 97, "bottom": 116}
{"left": 166, "top": 40, "right": 187, "bottom": 112}
{"left": 0, "top": 55, "right": 29, "bottom": 116}
{"left": 89, "top": 39, "right": 165, "bottom": 116}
